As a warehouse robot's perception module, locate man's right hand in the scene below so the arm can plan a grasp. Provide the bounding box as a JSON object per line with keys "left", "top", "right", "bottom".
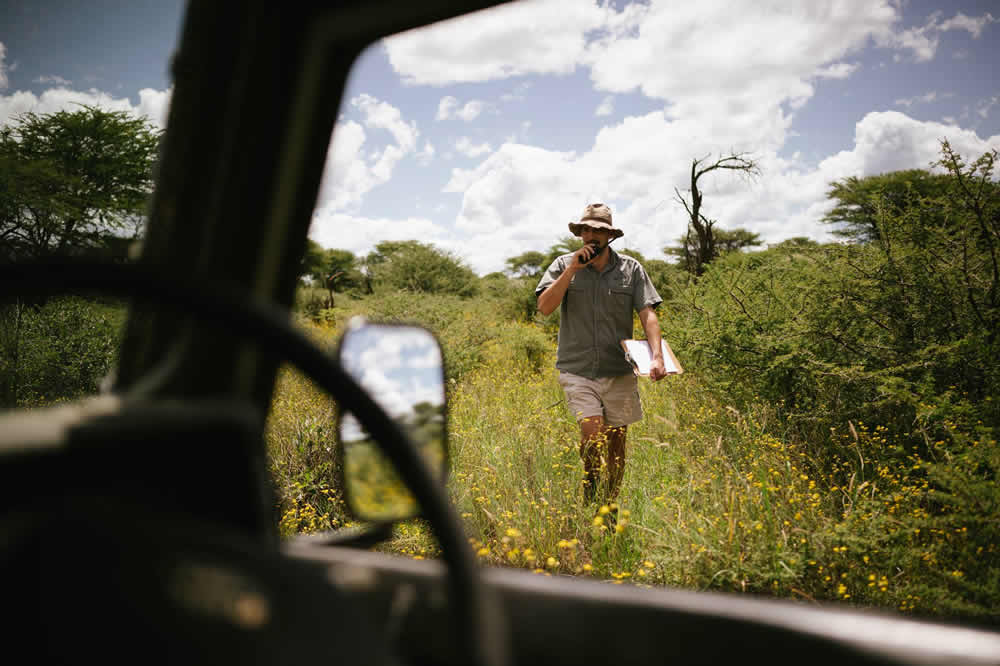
{"left": 538, "top": 243, "right": 599, "bottom": 314}
{"left": 572, "top": 242, "right": 598, "bottom": 268}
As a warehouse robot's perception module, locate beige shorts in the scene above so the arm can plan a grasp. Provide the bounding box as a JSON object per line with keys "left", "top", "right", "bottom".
{"left": 558, "top": 371, "right": 643, "bottom": 427}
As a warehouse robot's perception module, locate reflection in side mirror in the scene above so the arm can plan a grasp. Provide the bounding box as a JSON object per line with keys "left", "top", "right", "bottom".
{"left": 336, "top": 319, "right": 447, "bottom": 523}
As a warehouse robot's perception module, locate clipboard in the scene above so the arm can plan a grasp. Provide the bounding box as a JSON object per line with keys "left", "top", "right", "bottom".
{"left": 620, "top": 339, "right": 684, "bottom": 376}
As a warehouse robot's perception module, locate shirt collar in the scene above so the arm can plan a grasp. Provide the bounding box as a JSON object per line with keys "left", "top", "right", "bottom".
{"left": 588, "top": 246, "right": 619, "bottom": 274}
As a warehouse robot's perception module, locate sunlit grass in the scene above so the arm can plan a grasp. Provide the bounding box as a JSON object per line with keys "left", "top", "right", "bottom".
{"left": 265, "top": 292, "right": 999, "bottom": 619}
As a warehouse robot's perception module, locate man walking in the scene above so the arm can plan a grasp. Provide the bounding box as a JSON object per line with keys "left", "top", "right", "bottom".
{"left": 536, "top": 203, "right": 667, "bottom": 505}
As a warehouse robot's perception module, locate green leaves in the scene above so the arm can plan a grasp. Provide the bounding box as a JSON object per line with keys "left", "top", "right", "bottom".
{"left": 0, "top": 105, "right": 161, "bottom": 260}
{"left": 822, "top": 169, "right": 952, "bottom": 243}
{"left": 0, "top": 296, "right": 125, "bottom": 407}
{"left": 665, "top": 144, "right": 1000, "bottom": 459}
{"left": 300, "top": 240, "right": 363, "bottom": 290}
{"left": 365, "top": 240, "right": 479, "bottom": 298}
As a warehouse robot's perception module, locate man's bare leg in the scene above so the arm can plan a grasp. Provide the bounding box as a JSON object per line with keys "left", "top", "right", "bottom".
{"left": 579, "top": 416, "right": 607, "bottom": 503}
{"left": 604, "top": 425, "right": 628, "bottom": 501}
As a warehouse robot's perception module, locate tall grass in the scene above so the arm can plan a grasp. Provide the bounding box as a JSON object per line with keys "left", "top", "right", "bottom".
{"left": 266, "top": 289, "right": 999, "bottom": 622}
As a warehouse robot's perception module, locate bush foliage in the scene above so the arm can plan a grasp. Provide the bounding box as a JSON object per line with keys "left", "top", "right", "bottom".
{"left": 366, "top": 240, "right": 480, "bottom": 298}
{"left": 0, "top": 296, "right": 124, "bottom": 407}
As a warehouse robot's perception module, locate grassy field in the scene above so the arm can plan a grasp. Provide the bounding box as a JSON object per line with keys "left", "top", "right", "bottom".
{"left": 266, "top": 286, "right": 997, "bottom": 622}
{"left": 2, "top": 281, "right": 992, "bottom": 621}
{"left": 4, "top": 282, "right": 992, "bottom": 621}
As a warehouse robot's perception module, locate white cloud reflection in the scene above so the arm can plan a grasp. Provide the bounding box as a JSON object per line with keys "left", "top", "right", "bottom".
{"left": 340, "top": 324, "right": 444, "bottom": 442}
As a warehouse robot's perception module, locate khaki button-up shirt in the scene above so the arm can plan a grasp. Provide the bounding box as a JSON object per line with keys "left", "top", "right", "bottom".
{"left": 535, "top": 249, "right": 662, "bottom": 378}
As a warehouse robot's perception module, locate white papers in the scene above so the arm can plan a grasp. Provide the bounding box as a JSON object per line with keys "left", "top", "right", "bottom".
{"left": 621, "top": 339, "right": 683, "bottom": 376}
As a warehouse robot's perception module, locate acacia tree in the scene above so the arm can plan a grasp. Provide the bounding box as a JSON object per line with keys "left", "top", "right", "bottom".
{"left": 673, "top": 152, "right": 760, "bottom": 275}
{"left": 542, "top": 235, "right": 583, "bottom": 269}
{"left": 0, "top": 105, "right": 161, "bottom": 261}
{"left": 300, "top": 239, "right": 361, "bottom": 306}
{"left": 822, "top": 169, "right": 951, "bottom": 243}
{"left": 504, "top": 250, "right": 546, "bottom": 279}
{"left": 364, "top": 240, "right": 479, "bottom": 297}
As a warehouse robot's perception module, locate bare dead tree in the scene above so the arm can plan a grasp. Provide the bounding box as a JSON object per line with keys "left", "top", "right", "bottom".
{"left": 674, "top": 152, "right": 761, "bottom": 275}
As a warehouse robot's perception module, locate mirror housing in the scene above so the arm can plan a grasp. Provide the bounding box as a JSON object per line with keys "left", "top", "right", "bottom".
{"left": 336, "top": 319, "right": 448, "bottom": 523}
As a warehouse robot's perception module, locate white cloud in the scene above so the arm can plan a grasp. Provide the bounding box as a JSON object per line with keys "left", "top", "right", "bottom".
{"left": 880, "top": 13, "right": 940, "bottom": 62}
{"left": 454, "top": 136, "right": 492, "bottom": 158}
{"left": 374, "top": 0, "right": 997, "bottom": 219}
{"left": 0, "top": 42, "right": 7, "bottom": 90}
{"left": 409, "top": 343, "right": 443, "bottom": 370}
{"left": 439, "top": 112, "right": 793, "bottom": 272}
{"left": 938, "top": 12, "right": 996, "bottom": 39}
{"left": 436, "top": 110, "right": 1000, "bottom": 274}
{"left": 595, "top": 95, "right": 614, "bottom": 116}
{"left": 455, "top": 100, "right": 485, "bottom": 122}
{"left": 346, "top": 330, "right": 444, "bottom": 421}
{"left": 436, "top": 95, "right": 486, "bottom": 121}
{"left": 815, "top": 62, "right": 860, "bottom": 79}
{"left": 587, "top": 1, "right": 897, "bottom": 140}
{"left": 137, "top": 87, "right": 172, "bottom": 128}
{"left": 443, "top": 143, "right": 581, "bottom": 240}
{"left": 34, "top": 75, "right": 72, "bottom": 86}
{"left": 417, "top": 140, "right": 435, "bottom": 165}
{"left": 352, "top": 93, "right": 417, "bottom": 152}
{"left": 976, "top": 96, "right": 999, "bottom": 119}
{"left": 500, "top": 81, "right": 532, "bottom": 103}
{"left": 436, "top": 95, "right": 458, "bottom": 120}
{"left": 308, "top": 209, "right": 449, "bottom": 259}
{"left": 894, "top": 91, "right": 938, "bottom": 107}
{"left": 316, "top": 95, "right": 420, "bottom": 211}
{"left": 877, "top": 11, "right": 997, "bottom": 62}
{"left": 815, "top": 110, "right": 1000, "bottom": 182}
{"left": 307, "top": 110, "right": 1000, "bottom": 276}
{"left": 317, "top": 120, "right": 371, "bottom": 210}
{"left": 315, "top": 2, "right": 999, "bottom": 274}
{"left": 0, "top": 86, "right": 172, "bottom": 130}
{"left": 352, "top": 365, "right": 415, "bottom": 419}
{"left": 381, "top": 2, "right": 989, "bottom": 153}
{"left": 383, "top": 0, "right": 608, "bottom": 85}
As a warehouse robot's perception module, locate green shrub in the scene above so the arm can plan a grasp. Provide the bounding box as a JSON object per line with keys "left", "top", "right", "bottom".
{"left": 267, "top": 250, "right": 1000, "bottom": 619}
{"left": 367, "top": 240, "right": 479, "bottom": 298}
{"left": 667, "top": 144, "right": 999, "bottom": 445}
{"left": 478, "top": 322, "right": 553, "bottom": 374}
{"left": 0, "top": 296, "right": 125, "bottom": 407}
{"left": 267, "top": 366, "right": 351, "bottom": 534}
{"left": 480, "top": 274, "right": 541, "bottom": 323}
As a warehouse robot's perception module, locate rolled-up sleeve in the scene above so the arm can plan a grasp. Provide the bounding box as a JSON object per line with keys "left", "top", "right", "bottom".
{"left": 535, "top": 257, "right": 566, "bottom": 297}
{"left": 633, "top": 265, "right": 662, "bottom": 312}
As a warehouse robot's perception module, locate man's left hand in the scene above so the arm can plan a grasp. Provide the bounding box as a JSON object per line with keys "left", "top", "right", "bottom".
{"left": 650, "top": 357, "right": 667, "bottom": 381}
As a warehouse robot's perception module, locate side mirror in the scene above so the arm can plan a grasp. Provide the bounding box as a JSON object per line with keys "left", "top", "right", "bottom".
{"left": 336, "top": 319, "right": 448, "bottom": 523}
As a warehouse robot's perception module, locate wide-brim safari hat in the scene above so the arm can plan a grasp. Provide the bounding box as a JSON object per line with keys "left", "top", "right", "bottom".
{"left": 568, "top": 203, "right": 623, "bottom": 239}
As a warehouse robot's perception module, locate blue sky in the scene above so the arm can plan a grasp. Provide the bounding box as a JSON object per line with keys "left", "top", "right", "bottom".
{"left": 2, "top": 0, "right": 998, "bottom": 274}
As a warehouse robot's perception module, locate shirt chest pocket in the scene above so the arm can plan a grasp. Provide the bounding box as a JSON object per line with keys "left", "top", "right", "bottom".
{"left": 608, "top": 285, "right": 633, "bottom": 310}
